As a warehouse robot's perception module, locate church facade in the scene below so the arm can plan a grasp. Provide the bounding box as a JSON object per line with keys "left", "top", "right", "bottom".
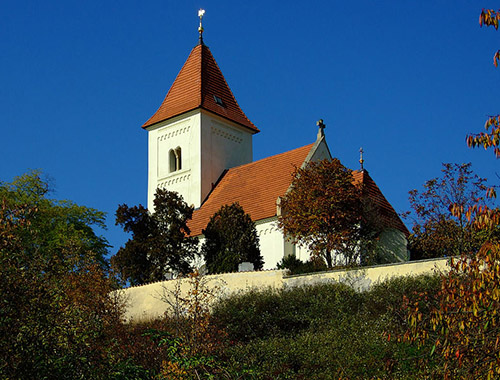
{"left": 142, "top": 32, "right": 409, "bottom": 270}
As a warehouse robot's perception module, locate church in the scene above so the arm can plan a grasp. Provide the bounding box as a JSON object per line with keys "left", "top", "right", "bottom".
{"left": 141, "top": 12, "right": 409, "bottom": 270}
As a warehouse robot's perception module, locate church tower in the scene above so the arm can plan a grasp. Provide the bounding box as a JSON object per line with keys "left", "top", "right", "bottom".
{"left": 142, "top": 12, "right": 259, "bottom": 210}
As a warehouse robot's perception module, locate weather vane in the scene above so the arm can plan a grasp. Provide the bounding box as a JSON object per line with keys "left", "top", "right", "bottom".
{"left": 198, "top": 9, "right": 205, "bottom": 44}
{"left": 359, "top": 147, "right": 364, "bottom": 171}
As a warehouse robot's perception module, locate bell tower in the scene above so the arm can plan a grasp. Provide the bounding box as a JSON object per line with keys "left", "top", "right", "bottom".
{"left": 142, "top": 10, "right": 259, "bottom": 210}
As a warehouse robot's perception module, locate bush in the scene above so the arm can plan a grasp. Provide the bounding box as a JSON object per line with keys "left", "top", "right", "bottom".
{"left": 276, "top": 254, "right": 327, "bottom": 275}
{"left": 211, "top": 282, "right": 363, "bottom": 342}
{"left": 211, "top": 274, "right": 442, "bottom": 379}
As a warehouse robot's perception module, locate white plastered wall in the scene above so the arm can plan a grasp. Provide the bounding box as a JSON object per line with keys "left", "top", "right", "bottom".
{"left": 119, "top": 257, "right": 450, "bottom": 321}
{"left": 146, "top": 109, "right": 254, "bottom": 210}
{"left": 256, "top": 218, "right": 285, "bottom": 270}
{"left": 199, "top": 111, "right": 253, "bottom": 206}
{"left": 147, "top": 110, "right": 201, "bottom": 210}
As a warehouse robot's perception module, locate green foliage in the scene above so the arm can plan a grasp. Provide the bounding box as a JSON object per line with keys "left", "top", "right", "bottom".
{"left": 0, "top": 171, "right": 135, "bottom": 379}
{"left": 112, "top": 188, "right": 199, "bottom": 285}
{"left": 403, "top": 163, "right": 493, "bottom": 259}
{"left": 201, "top": 202, "right": 263, "bottom": 274}
{"left": 211, "top": 283, "right": 362, "bottom": 342}
{"left": 276, "top": 254, "right": 327, "bottom": 275}
{"left": 0, "top": 170, "right": 109, "bottom": 273}
{"left": 212, "top": 274, "right": 441, "bottom": 379}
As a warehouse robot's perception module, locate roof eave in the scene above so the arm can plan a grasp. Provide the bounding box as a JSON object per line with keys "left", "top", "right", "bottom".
{"left": 142, "top": 106, "right": 260, "bottom": 134}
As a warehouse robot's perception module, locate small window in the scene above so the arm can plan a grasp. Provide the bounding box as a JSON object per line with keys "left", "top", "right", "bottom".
{"left": 176, "top": 147, "right": 182, "bottom": 170}
{"left": 169, "top": 147, "right": 182, "bottom": 173}
{"left": 213, "top": 95, "right": 225, "bottom": 107}
{"left": 169, "top": 149, "right": 176, "bottom": 173}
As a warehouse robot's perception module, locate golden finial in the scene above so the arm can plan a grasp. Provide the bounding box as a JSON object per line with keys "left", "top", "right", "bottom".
{"left": 198, "top": 9, "right": 205, "bottom": 44}
{"left": 359, "top": 147, "right": 364, "bottom": 171}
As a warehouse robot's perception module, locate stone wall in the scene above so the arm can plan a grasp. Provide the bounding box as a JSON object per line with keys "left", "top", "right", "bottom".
{"left": 118, "top": 257, "right": 449, "bottom": 321}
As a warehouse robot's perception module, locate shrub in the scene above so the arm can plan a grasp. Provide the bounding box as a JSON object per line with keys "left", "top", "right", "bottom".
{"left": 211, "top": 274, "right": 442, "bottom": 379}
{"left": 276, "top": 254, "right": 327, "bottom": 275}
{"left": 211, "top": 282, "right": 363, "bottom": 342}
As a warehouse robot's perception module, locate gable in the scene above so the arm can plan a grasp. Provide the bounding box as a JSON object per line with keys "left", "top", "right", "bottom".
{"left": 352, "top": 170, "right": 409, "bottom": 236}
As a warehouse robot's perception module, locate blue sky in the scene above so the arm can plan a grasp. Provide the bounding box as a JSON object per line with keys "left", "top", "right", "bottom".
{"left": 2, "top": 1, "right": 499, "bottom": 255}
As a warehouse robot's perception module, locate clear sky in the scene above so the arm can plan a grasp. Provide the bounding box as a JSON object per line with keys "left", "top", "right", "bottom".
{"left": 2, "top": 1, "right": 499, "bottom": 256}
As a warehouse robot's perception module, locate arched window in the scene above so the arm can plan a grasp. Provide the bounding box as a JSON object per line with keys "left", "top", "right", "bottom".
{"left": 169, "top": 149, "right": 176, "bottom": 173}
{"left": 169, "top": 147, "right": 182, "bottom": 173}
{"left": 175, "top": 147, "right": 182, "bottom": 171}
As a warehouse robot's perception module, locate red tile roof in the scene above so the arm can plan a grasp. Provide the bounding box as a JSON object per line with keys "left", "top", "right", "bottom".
{"left": 188, "top": 150, "right": 409, "bottom": 238}
{"left": 142, "top": 44, "right": 259, "bottom": 133}
{"left": 352, "top": 170, "right": 409, "bottom": 236}
{"left": 188, "top": 144, "right": 314, "bottom": 236}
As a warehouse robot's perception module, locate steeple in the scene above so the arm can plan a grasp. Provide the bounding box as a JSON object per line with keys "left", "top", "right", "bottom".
{"left": 142, "top": 43, "right": 258, "bottom": 133}
{"left": 144, "top": 14, "right": 258, "bottom": 211}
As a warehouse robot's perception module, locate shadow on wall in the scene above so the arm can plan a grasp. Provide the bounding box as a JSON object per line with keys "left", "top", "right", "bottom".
{"left": 377, "top": 228, "right": 409, "bottom": 263}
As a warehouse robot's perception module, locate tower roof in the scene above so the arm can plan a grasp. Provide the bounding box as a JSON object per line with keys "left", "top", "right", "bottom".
{"left": 142, "top": 43, "right": 259, "bottom": 132}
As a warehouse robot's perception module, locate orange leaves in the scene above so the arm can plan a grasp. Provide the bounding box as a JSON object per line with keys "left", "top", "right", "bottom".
{"left": 466, "top": 116, "right": 500, "bottom": 158}
{"left": 404, "top": 10, "right": 500, "bottom": 376}
{"left": 277, "top": 158, "right": 365, "bottom": 267}
{"left": 486, "top": 187, "right": 497, "bottom": 199}
{"left": 475, "top": 10, "right": 500, "bottom": 159}
{"left": 406, "top": 239, "right": 500, "bottom": 377}
{"left": 480, "top": 9, "right": 500, "bottom": 29}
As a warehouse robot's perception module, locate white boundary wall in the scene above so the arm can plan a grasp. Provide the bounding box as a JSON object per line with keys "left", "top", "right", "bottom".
{"left": 118, "top": 257, "right": 450, "bottom": 321}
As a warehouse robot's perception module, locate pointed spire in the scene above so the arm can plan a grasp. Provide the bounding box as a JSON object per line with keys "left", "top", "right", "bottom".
{"left": 198, "top": 9, "right": 205, "bottom": 45}
{"left": 142, "top": 43, "right": 258, "bottom": 132}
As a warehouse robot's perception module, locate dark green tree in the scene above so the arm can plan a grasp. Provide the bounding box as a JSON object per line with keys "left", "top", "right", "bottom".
{"left": 201, "top": 202, "right": 263, "bottom": 274}
{"left": 403, "top": 163, "right": 494, "bottom": 259}
{"left": 112, "top": 188, "right": 198, "bottom": 285}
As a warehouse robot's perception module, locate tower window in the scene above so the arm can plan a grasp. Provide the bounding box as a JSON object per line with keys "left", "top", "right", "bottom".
{"left": 169, "top": 147, "right": 182, "bottom": 173}
{"left": 213, "top": 95, "right": 225, "bottom": 107}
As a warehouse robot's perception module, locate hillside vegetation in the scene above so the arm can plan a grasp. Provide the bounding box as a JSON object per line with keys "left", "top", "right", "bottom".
{"left": 116, "top": 273, "right": 443, "bottom": 379}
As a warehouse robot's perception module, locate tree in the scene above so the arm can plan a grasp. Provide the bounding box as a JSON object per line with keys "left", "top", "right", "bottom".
{"left": 0, "top": 170, "right": 109, "bottom": 273}
{"left": 201, "top": 202, "right": 263, "bottom": 274}
{"left": 403, "top": 11, "right": 500, "bottom": 378}
{"left": 112, "top": 188, "right": 198, "bottom": 285}
{"left": 403, "top": 163, "right": 494, "bottom": 260}
{"left": 0, "top": 171, "right": 126, "bottom": 379}
{"left": 277, "top": 158, "right": 377, "bottom": 268}
{"left": 467, "top": 9, "right": 500, "bottom": 159}
{"left": 405, "top": 242, "right": 500, "bottom": 379}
